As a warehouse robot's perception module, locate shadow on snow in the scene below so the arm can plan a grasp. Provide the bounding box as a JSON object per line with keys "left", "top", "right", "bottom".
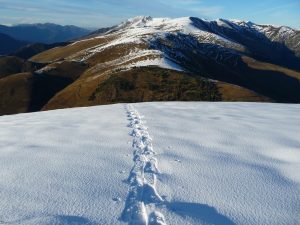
{"left": 166, "top": 201, "right": 236, "bottom": 225}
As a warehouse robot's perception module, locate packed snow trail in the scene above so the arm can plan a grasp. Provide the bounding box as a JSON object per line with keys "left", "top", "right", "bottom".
{"left": 121, "top": 105, "right": 166, "bottom": 225}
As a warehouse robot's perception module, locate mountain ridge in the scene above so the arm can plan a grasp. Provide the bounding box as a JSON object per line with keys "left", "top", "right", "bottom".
{"left": 1, "top": 16, "right": 299, "bottom": 115}
{"left": 0, "top": 33, "right": 29, "bottom": 55}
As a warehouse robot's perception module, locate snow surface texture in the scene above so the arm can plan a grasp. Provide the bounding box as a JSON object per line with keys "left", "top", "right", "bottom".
{"left": 122, "top": 105, "right": 166, "bottom": 225}
{"left": 0, "top": 102, "right": 300, "bottom": 225}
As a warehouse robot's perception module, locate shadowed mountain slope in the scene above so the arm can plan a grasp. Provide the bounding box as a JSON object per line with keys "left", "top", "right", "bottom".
{"left": 2, "top": 16, "right": 300, "bottom": 115}
{"left": 0, "top": 33, "right": 28, "bottom": 55}
{"left": 0, "top": 23, "right": 90, "bottom": 44}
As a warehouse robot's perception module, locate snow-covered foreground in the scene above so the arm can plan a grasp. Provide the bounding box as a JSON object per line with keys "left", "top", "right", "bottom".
{"left": 0, "top": 102, "right": 299, "bottom": 225}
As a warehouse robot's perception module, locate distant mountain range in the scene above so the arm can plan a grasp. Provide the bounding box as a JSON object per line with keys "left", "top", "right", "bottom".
{"left": 1, "top": 16, "right": 300, "bottom": 115}
{"left": 0, "top": 23, "right": 91, "bottom": 55}
{"left": 0, "top": 23, "right": 91, "bottom": 44}
{"left": 0, "top": 33, "right": 29, "bottom": 55}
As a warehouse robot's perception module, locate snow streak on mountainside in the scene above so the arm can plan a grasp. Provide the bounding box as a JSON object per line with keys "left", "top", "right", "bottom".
{"left": 64, "top": 15, "right": 299, "bottom": 72}
{"left": 23, "top": 15, "right": 300, "bottom": 112}
{"left": 0, "top": 102, "right": 299, "bottom": 225}
{"left": 31, "top": 15, "right": 300, "bottom": 88}
{"left": 228, "top": 19, "right": 300, "bottom": 55}
{"left": 68, "top": 16, "right": 246, "bottom": 71}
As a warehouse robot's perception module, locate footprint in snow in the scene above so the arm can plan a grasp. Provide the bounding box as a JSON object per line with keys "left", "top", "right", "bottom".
{"left": 161, "top": 195, "right": 169, "bottom": 201}
{"left": 149, "top": 211, "right": 167, "bottom": 225}
{"left": 113, "top": 197, "right": 122, "bottom": 203}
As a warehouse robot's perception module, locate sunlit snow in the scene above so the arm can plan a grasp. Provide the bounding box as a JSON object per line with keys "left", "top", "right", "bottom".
{"left": 0, "top": 102, "right": 299, "bottom": 225}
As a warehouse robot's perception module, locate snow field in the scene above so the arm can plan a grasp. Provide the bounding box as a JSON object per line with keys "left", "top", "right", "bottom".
{"left": 0, "top": 102, "right": 299, "bottom": 225}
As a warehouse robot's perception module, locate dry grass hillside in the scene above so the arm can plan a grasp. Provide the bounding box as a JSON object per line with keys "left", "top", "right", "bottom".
{"left": 0, "top": 56, "right": 30, "bottom": 79}
{"left": 43, "top": 67, "right": 268, "bottom": 111}
{"left": 0, "top": 73, "right": 33, "bottom": 115}
{"left": 5, "top": 17, "right": 300, "bottom": 115}
{"left": 30, "top": 36, "right": 117, "bottom": 63}
{"left": 1, "top": 38, "right": 271, "bottom": 116}
{"left": 242, "top": 56, "right": 300, "bottom": 81}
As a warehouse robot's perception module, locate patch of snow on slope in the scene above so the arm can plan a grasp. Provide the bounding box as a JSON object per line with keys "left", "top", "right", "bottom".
{"left": 78, "top": 16, "right": 242, "bottom": 64}
{"left": 85, "top": 49, "right": 184, "bottom": 79}
{"left": 128, "top": 57, "right": 184, "bottom": 71}
{"left": 216, "top": 19, "right": 234, "bottom": 29}
{"left": 228, "top": 19, "right": 298, "bottom": 42}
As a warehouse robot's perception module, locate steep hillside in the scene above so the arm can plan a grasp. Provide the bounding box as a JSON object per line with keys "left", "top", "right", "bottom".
{"left": 0, "top": 56, "right": 31, "bottom": 78}
{"left": 0, "top": 71, "right": 74, "bottom": 115}
{"left": 0, "top": 73, "right": 32, "bottom": 115}
{"left": 31, "top": 16, "right": 299, "bottom": 103}
{"left": 11, "top": 42, "right": 70, "bottom": 60}
{"left": 0, "top": 55, "right": 48, "bottom": 79}
{"left": 43, "top": 67, "right": 267, "bottom": 111}
{"left": 3, "top": 16, "right": 300, "bottom": 115}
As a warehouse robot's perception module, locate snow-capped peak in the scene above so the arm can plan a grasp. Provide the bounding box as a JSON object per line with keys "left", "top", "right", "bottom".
{"left": 127, "top": 16, "right": 153, "bottom": 24}
{"left": 112, "top": 16, "right": 197, "bottom": 33}
{"left": 107, "top": 16, "right": 299, "bottom": 39}
{"left": 75, "top": 16, "right": 248, "bottom": 70}
{"left": 227, "top": 19, "right": 297, "bottom": 32}
{"left": 70, "top": 16, "right": 299, "bottom": 77}
{"left": 116, "top": 16, "right": 153, "bottom": 30}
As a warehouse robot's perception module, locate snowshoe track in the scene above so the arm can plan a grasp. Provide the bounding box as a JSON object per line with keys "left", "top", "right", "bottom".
{"left": 121, "top": 105, "right": 166, "bottom": 225}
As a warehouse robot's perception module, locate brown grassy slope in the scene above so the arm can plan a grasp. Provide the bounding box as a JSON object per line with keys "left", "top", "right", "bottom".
{"left": 43, "top": 67, "right": 269, "bottom": 111}
{"left": 80, "top": 43, "right": 149, "bottom": 78}
{"left": 242, "top": 56, "right": 300, "bottom": 81}
{"left": 28, "top": 32, "right": 300, "bottom": 103}
{"left": 13, "top": 42, "right": 70, "bottom": 60}
{"left": 0, "top": 73, "right": 33, "bottom": 115}
{"left": 30, "top": 36, "right": 115, "bottom": 63}
{"left": 0, "top": 57, "right": 89, "bottom": 115}
{"left": 37, "top": 61, "right": 89, "bottom": 80}
{"left": 182, "top": 51, "right": 300, "bottom": 102}
{"left": 0, "top": 56, "right": 29, "bottom": 78}
{"left": 0, "top": 71, "right": 76, "bottom": 116}
{"left": 43, "top": 67, "right": 220, "bottom": 110}
{"left": 217, "top": 82, "right": 271, "bottom": 102}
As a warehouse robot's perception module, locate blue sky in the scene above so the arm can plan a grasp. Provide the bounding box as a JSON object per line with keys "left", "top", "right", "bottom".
{"left": 0, "top": 0, "right": 299, "bottom": 29}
